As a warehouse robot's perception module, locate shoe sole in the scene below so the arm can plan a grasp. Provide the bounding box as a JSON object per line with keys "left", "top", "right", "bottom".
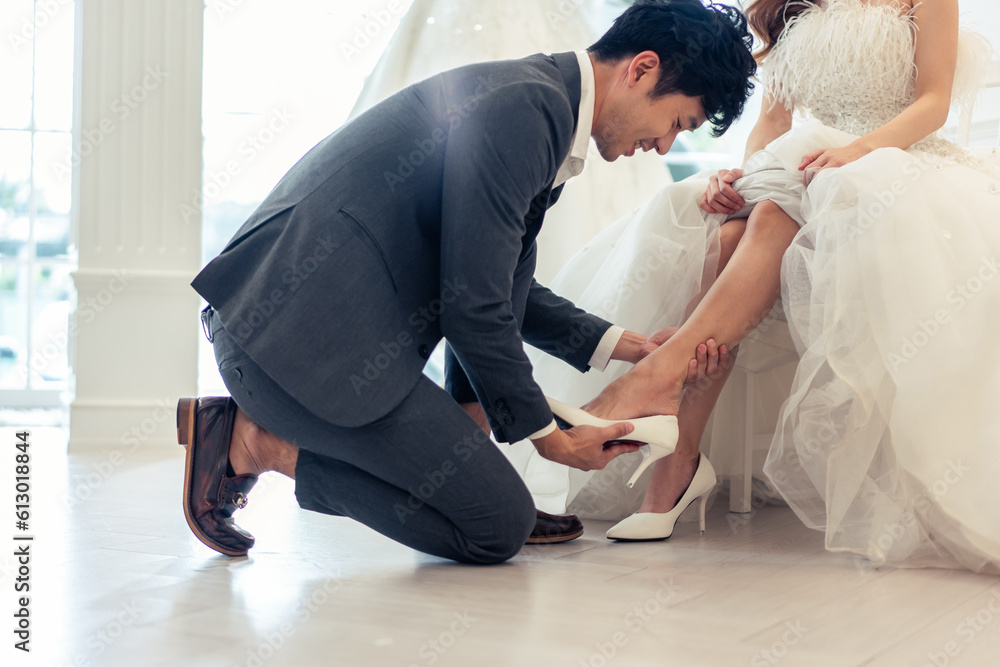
{"left": 177, "top": 398, "right": 248, "bottom": 557}
{"left": 607, "top": 535, "right": 671, "bottom": 543}
{"left": 524, "top": 527, "right": 584, "bottom": 545}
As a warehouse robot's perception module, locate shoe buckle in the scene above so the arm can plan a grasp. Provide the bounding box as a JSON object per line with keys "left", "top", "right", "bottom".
{"left": 233, "top": 492, "right": 248, "bottom": 510}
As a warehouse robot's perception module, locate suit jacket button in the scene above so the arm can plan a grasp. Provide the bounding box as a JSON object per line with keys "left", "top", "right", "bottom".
{"left": 503, "top": 416, "right": 514, "bottom": 425}
{"left": 419, "top": 344, "right": 430, "bottom": 359}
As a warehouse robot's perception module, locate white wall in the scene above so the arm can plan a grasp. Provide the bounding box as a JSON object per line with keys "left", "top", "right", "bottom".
{"left": 961, "top": 0, "right": 1000, "bottom": 48}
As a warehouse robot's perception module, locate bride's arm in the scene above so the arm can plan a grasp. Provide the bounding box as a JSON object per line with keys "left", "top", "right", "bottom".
{"left": 799, "top": 0, "right": 959, "bottom": 177}
{"left": 743, "top": 92, "right": 793, "bottom": 166}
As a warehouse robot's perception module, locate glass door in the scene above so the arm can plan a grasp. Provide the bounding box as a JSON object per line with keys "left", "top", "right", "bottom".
{"left": 0, "top": 0, "right": 76, "bottom": 414}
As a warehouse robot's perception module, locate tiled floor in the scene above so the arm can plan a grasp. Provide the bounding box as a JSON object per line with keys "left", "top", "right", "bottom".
{"left": 3, "top": 429, "right": 999, "bottom": 666}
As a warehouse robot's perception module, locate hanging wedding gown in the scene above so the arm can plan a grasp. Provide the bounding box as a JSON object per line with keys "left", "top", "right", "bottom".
{"left": 508, "top": 0, "right": 1000, "bottom": 572}
{"left": 350, "top": 0, "right": 671, "bottom": 283}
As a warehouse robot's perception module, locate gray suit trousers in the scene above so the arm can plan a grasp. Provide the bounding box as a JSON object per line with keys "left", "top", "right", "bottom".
{"left": 207, "top": 308, "right": 536, "bottom": 564}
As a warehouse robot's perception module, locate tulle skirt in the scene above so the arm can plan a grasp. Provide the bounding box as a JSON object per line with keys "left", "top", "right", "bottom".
{"left": 508, "top": 118, "right": 1000, "bottom": 572}
{"left": 765, "top": 122, "right": 1000, "bottom": 573}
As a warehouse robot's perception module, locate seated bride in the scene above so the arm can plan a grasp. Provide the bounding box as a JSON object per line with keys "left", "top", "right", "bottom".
{"left": 505, "top": 0, "right": 1000, "bottom": 573}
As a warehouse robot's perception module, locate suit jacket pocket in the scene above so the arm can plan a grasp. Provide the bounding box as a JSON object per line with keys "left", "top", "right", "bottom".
{"left": 339, "top": 208, "right": 397, "bottom": 292}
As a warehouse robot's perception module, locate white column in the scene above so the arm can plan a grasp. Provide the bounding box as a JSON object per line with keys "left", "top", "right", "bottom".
{"left": 69, "top": 0, "right": 204, "bottom": 450}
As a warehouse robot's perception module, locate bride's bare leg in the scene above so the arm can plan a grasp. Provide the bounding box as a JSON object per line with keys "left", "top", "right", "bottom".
{"left": 640, "top": 343, "right": 737, "bottom": 511}
{"left": 637, "top": 219, "right": 744, "bottom": 512}
{"left": 586, "top": 201, "right": 799, "bottom": 420}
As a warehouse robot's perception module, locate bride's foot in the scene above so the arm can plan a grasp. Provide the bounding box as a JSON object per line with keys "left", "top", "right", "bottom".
{"left": 229, "top": 408, "right": 298, "bottom": 479}
{"left": 582, "top": 365, "right": 685, "bottom": 422}
{"left": 563, "top": 346, "right": 695, "bottom": 487}
{"left": 638, "top": 451, "right": 700, "bottom": 514}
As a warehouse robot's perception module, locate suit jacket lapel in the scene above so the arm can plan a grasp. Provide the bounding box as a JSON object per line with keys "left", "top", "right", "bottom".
{"left": 521, "top": 52, "right": 581, "bottom": 252}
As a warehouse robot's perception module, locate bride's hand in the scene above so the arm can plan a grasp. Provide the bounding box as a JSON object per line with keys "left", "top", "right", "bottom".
{"left": 799, "top": 142, "right": 872, "bottom": 185}
{"left": 699, "top": 168, "right": 745, "bottom": 215}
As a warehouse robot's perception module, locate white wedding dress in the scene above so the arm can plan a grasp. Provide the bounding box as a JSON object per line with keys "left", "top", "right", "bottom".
{"left": 508, "top": 0, "right": 1000, "bottom": 572}
{"left": 351, "top": 0, "right": 671, "bottom": 283}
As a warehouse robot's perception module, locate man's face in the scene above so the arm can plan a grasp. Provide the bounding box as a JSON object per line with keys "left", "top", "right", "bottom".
{"left": 592, "top": 53, "right": 706, "bottom": 162}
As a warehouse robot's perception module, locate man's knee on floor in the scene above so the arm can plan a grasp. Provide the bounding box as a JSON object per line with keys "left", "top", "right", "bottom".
{"left": 460, "top": 488, "right": 536, "bottom": 565}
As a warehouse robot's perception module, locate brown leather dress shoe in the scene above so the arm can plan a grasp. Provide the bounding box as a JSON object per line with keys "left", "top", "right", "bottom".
{"left": 177, "top": 397, "right": 258, "bottom": 556}
{"left": 525, "top": 510, "right": 584, "bottom": 544}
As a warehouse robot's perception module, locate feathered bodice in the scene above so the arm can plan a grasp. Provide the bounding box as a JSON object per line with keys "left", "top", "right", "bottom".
{"left": 763, "top": 0, "right": 993, "bottom": 164}
{"left": 765, "top": 0, "right": 921, "bottom": 135}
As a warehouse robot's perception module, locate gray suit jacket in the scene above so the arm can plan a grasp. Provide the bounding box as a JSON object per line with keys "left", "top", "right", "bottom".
{"left": 192, "top": 51, "right": 613, "bottom": 443}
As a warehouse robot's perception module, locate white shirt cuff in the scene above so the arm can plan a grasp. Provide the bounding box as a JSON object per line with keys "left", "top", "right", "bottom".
{"left": 527, "top": 419, "right": 558, "bottom": 441}
{"left": 588, "top": 325, "right": 625, "bottom": 372}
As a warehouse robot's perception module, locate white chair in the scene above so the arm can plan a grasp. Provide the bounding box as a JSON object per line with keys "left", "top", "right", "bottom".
{"left": 957, "top": 60, "right": 1000, "bottom": 147}
{"left": 725, "top": 305, "right": 799, "bottom": 513}
{"left": 725, "top": 59, "right": 1000, "bottom": 514}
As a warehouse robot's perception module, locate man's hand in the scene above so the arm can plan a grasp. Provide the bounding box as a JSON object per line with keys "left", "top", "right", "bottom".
{"left": 614, "top": 327, "right": 682, "bottom": 365}
{"left": 531, "top": 423, "right": 641, "bottom": 471}
{"left": 636, "top": 326, "right": 680, "bottom": 362}
{"left": 636, "top": 328, "right": 729, "bottom": 385}
{"left": 462, "top": 401, "right": 639, "bottom": 470}
{"left": 685, "top": 339, "right": 731, "bottom": 385}
{"left": 460, "top": 402, "right": 491, "bottom": 434}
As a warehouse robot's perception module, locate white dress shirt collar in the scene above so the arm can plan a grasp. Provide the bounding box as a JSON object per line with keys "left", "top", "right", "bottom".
{"left": 553, "top": 50, "right": 595, "bottom": 188}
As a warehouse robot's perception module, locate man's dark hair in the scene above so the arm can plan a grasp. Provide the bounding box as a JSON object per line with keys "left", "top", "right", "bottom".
{"left": 589, "top": 0, "right": 756, "bottom": 137}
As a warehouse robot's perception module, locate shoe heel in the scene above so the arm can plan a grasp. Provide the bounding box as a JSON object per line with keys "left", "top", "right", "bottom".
{"left": 177, "top": 398, "right": 197, "bottom": 447}
{"left": 698, "top": 494, "right": 709, "bottom": 534}
{"left": 626, "top": 441, "right": 677, "bottom": 488}
{"left": 627, "top": 449, "right": 653, "bottom": 489}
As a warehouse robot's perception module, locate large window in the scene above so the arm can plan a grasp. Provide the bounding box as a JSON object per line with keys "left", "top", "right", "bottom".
{"left": 0, "top": 0, "right": 76, "bottom": 411}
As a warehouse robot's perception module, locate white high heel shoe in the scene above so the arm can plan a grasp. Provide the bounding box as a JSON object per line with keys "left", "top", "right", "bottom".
{"left": 606, "top": 454, "right": 717, "bottom": 541}
{"left": 545, "top": 396, "right": 679, "bottom": 488}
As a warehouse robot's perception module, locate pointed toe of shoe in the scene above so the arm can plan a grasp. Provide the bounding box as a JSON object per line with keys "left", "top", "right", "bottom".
{"left": 611, "top": 454, "right": 718, "bottom": 542}
{"left": 606, "top": 512, "right": 674, "bottom": 541}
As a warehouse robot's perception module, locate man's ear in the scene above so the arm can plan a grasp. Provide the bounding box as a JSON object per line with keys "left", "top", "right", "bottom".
{"left": 628, "top": 50, "right": 662, "bottom": 87}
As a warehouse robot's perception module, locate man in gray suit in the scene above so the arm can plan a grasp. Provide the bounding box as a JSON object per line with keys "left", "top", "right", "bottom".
{"left": 179, "top": 0, "right": 756, "bottom": 563}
